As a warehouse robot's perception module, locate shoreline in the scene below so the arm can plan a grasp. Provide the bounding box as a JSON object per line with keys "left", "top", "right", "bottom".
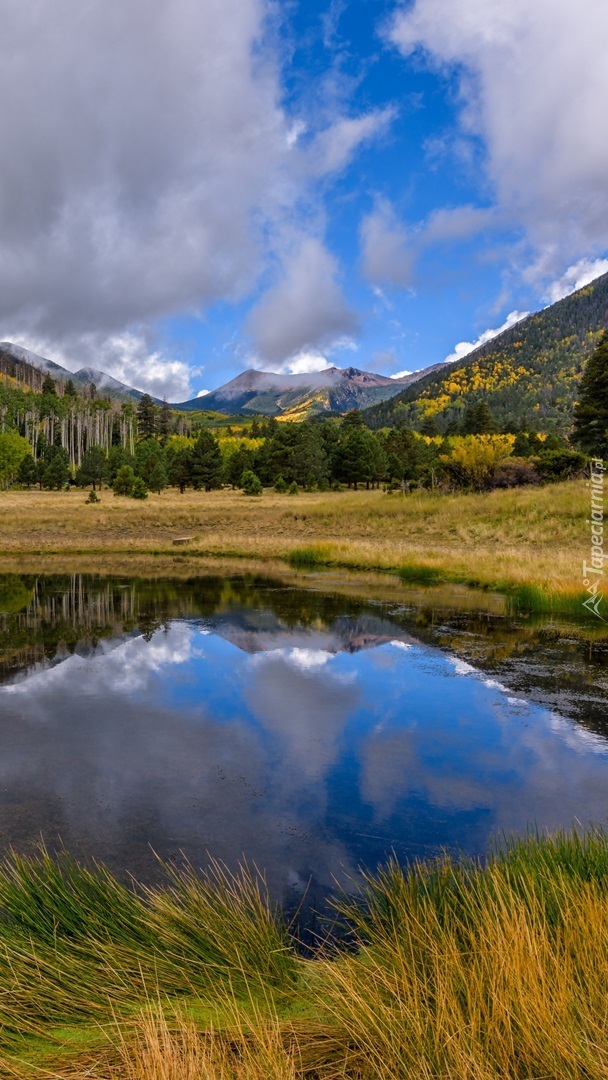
{"left": 0, "top": 480, "right": 596, "bottom": 617}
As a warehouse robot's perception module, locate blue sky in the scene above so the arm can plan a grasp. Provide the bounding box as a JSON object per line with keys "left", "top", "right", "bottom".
{"left": 0, "top": 0, "right": 606, "bottom": 399}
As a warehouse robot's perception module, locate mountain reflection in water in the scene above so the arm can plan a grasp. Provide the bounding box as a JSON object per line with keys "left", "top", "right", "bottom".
{"left": 0, "top": 572, "right": 607, "bottom": 914}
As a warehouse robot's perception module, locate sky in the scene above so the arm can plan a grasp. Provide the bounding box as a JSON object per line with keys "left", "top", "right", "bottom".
{"left": 0, "top": 0, "right": 607, "bottom": 401}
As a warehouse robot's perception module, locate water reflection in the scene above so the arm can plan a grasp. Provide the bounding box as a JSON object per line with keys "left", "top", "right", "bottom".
{"left": 0, "top": 573, "right": 607, "bottom": 912}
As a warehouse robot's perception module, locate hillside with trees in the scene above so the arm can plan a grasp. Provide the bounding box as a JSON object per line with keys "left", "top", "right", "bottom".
{"left": 363, "top": 272, "right": 608, "bottom": 433}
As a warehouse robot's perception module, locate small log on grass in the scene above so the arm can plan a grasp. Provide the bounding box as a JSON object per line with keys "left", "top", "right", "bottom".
{"left": 172, "top": 536, "right": 194, "bottom": 546}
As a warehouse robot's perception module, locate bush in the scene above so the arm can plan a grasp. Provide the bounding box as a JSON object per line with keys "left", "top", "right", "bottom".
{"left": 274, "top": 475, "right": 288, "bottom": 493}
{"left": 85, "top": 490, "right": 100, "bottom": 504}
{"left": 288, "top": 481, "right": 298, "bottom": 495}
{"left": 131, "top": 476, "right": 149, "bottom": 500}
{"left": 113, "top": 465, "right": 135, "bottom": 496}
{"left": 491, "top": 458, "right": 540, "bottom": 488}
{"left": 534, "top": 450, "right": 587, "bottom": 482}
{"left": 241, "top": 469, "right": 262, "bottom": 496}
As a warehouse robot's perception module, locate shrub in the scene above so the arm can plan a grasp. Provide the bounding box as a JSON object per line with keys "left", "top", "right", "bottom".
{"left": 273, "top": 475, "right": 288, "bottom": 493}
{"left": 131, "top": 476, "right": 149, "bottom": 500}
{"left": 288, "top": 481, "right": 298, "bottom": 495}
{"left": 534, "top": 449, "right": 587, "bottom": 482}
{"left": 113, "top": 465, "right": 135, "bottom": 496}
{"left": 241, "top": 469, "right": 262, "bottom": 496}
{"left": 86, "top": 490, "right": 100, "bottom": 504}
{"left": 491, "top": 458, "right": 540, "bottom": 488}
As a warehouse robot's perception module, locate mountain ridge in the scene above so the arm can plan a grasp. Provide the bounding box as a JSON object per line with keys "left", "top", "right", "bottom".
{"left": 362, "top": 272, "right": 608, "bottom": 431}
{"left": 172, "top": 362, "right": 448, "bottom": 417}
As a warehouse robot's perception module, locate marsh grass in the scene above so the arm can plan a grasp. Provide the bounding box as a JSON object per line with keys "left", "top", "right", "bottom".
{"left": 4, "top": 830, "right": 608, "bottom": 1076}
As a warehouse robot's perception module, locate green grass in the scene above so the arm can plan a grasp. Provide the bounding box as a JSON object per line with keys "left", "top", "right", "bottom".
{"left": 4, "top": 831, "right": 608, "bottom": 1076}
{"left": 286, "top": 544, "right": 334, "bottom": 568}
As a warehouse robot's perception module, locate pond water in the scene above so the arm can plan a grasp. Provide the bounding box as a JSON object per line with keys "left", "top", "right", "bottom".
{"left": 0, "top": 571, "right": 607, "bottom": 915}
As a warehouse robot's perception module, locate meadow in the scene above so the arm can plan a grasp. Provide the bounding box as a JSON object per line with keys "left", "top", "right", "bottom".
{"left": 1, "top": 830, "right": 608, "bottom": 1077}
{"left": 0, "top": 480, "right": 590, "bottom": 614}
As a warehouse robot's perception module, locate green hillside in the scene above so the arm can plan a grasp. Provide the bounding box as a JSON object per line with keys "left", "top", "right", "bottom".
{"left": 364, "top": 272, "right": 608, "bottom": 432}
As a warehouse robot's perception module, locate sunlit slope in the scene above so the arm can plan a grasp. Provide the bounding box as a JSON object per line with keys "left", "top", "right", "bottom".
{"left": 364, "top": 272, "right": 608, "bottom": 432}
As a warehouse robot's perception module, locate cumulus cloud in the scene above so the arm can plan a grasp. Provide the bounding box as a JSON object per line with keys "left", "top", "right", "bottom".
{"left": 0, "top": 0, "right": 292, "bottom": 346}
{"left": 546, "top": 257, "right": 608, "bottom": 304}
{"left": 0, "top": 1, "right": 403, "bottom": 385}
{"left": 390, "top": 0, "right": 608, "bottom": 277}
{"left": 444, "top": 309, "right": 529, "bottom": 364}
{"left": 246, "top": 238, "right": 358, "bottom": 363}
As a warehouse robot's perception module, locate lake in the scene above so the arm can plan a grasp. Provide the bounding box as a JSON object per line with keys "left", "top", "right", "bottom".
{"left": 0, "top": 570, "right": 607, "bottom": 915}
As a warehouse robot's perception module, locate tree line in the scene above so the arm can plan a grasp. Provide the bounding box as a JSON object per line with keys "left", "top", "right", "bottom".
{"left": 2, "top": 330, "right": 606, "bottom": 495}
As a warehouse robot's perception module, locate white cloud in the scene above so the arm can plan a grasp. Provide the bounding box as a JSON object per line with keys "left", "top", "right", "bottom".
{"left": 308, "top": 108, "right": 397, "bottom": 176}
{"left": 0, "top": 0, "right": 291, "bottom": 346}
{"left": 390, "top": 369, "right": 413, "bottom": 379}
{"left": 4, "top": 328, "right": 200, "bottom": 400}
{"left": 444, "top": 309, "right": 529, "bottom": 364}
{"left": 390, "top": 0, "right": 608, "bottom": 278}
{"left": 546, "top": 258, "right": 608, "bottom": 304}
{"left": 246, "top": 238, "right": 358, "bottom": 362}
{"left": 196, "top": 389, "right": 211, "bottom": 398}
{"left": 0, "top": 0, "right": 399, "bottom": 384}
{"left": 360, "top": 199, "right": 414, "bottom": 288}
{"left": 361, "top": 199, "right": 496, "bottom": 289}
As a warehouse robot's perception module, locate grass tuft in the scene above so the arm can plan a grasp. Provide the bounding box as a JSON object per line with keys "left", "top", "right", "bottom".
{"left": 4, "top": 830, "right": 608, "bottom": 1076}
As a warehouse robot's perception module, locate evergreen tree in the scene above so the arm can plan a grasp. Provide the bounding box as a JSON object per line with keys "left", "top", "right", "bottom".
{"left": 190, "top": 430, "right": 223, "bottom": 490}
{"left": 224, "top": 444, "right": 253, "bottom": 488}
{"left": 63, "top": 378, "right": 77, "bottom": 397}
{"left": 17, "top": 453, "right": 39, "bottom": 489}
{"left": 41, "top": 450, "right": 70, "bottom": 490}
{"left": 420, "top": 414, "right": 440, "bottom": 437}
{"left": 513, "top": 432, "right": 532, "bottom": 457}
{"left": 41, "top": 373, "right": 57, "bottom": 396}
{"left": 107, "top": 445, "right": 134, "bottom": 482}
{"left": 131, "top": 476, "right": 148, "bottom": 499}
{"left": 113, "top": 464, "right": 135, "bottom": 496}
{"left": 342, "top": 409, "right": 365, "bottom": 430}
{"left": 462, "top": 400, "right": 497, "bottom": 435}
{"left": 76, "top": 446, "right": 107, "bottom": 490}
{"left": 573, "top": 330, "right": 608, "bottom": 457}
{"left": 169, "top": 449, "right": 192, "bottom": 494}
{"left": 148, "top": 459, "right": 168, "bottom": 493}
{"left": 136, "top": 393, "right": 157, "bottom": 439}
{"left": 241, "top": 469, "right": 262, "bottom": 495}
{"left": 158, "top": 400, "right": 172, "bottom": 443}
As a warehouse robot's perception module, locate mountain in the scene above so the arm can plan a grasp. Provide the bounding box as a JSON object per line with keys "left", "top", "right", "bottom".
{"left": 362, "top": 272, "right": 608, "bottom": 432}
{"left": 0, "top": 342, "right": 155, "bottom": 402}
{"left": 173, "top": 363, "right": 446, "bottom": 417}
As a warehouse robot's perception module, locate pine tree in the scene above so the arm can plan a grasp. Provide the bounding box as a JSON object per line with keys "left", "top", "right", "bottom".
{"left": 41, "top": 373, "right": 56, "bottom": 396}
{"left": 76, "top": 446, "right": 107, "bottom": 490}
{"left": 190, "top": 430, "right": 223, "bottom": 490}
{"left": 148, "top": 460, "right": 168, "bottom": 493}
{"left": 136, "top": 393, "right": 157, "bottom": 439}
{"left": 17, "top": 454, "right": 39, "bottom": 489}
{"left": 573, "top": 330, "right": 608, "bottom": 457}
{"left": 241, "top": 469, "right": 262, "bottom": 495}
{"left": 169, "top": 449, "right": 192, "bottom": 494}
{"left": 113, "top": 465, "right": 135, "bottom": 496}
{"left": 158, "top": 400, "right": 172, "bottom": 443}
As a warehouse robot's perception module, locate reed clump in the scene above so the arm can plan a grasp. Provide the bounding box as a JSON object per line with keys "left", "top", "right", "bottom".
{"left": 4, "top": 829, "right": 608, "bottom": 1077}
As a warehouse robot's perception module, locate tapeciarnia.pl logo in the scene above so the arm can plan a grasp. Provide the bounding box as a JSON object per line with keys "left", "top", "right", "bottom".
{"left": 582, "top": 459, "right": 605, "bottom": 620}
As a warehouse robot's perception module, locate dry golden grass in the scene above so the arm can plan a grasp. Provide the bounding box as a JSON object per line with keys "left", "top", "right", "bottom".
{"left": 0, "top": 481, "right": 587, "bottom": 595}
{"left": 12, "top": 830, "right": 608, "bottom": 1080}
